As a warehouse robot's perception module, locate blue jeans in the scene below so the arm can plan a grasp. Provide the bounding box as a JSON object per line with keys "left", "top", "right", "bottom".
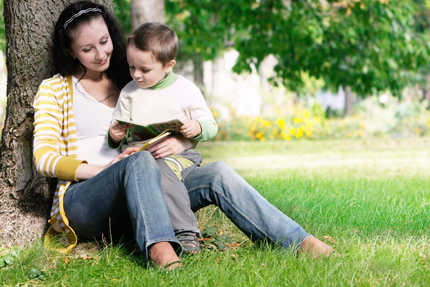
{"left": 63, "top": 151, "right": 180, "bottom": 262}
{"left": 185, "top": 161, "right": 311, "bottom": 250}
{"left": 64, "top": 153, "right": 310, "bottom": 261}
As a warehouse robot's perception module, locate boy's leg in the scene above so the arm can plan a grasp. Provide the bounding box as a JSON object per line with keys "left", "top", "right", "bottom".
{"left": 156, "top": 149, "right": 202, "bottom": 253}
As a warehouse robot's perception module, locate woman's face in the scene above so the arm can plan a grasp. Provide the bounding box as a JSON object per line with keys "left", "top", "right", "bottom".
{"left": 68, "top": 16, "right": 113, "bottom": 75}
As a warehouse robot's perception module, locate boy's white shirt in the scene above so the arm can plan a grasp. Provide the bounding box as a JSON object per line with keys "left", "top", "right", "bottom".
{"left": 112, "top": 75, "right": 214, "bottom": 127}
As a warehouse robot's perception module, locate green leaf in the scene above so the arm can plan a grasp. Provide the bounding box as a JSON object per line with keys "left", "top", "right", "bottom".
{"left": 202, "top": 226, "right": 216, "bottom": 238}
{"left": 28, "top": 268, "right": 44, "bottom": 280}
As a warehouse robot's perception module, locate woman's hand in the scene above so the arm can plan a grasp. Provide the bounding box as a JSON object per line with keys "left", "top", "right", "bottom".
{"left": 145, "top": 135, "right": 193, "bottom": 159}
{"left": 107, "top": 147, "right": 140, "bottom": 166}
{"left": 75, "top": 147, "right": 140, "bottom": 180}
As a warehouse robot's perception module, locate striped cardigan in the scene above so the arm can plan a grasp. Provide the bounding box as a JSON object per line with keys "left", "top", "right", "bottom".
{"left": 33, "top": 74, "right": 86, "bottom": 253}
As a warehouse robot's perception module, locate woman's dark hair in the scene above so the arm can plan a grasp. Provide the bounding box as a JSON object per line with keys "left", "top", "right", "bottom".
{"left": 53, "top": 0, "right": 131, "bottom": 89}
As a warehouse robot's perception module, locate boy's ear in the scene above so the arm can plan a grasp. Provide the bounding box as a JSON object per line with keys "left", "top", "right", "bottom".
{"left": 164, "top": 60, "right": 176, "bottom": 73}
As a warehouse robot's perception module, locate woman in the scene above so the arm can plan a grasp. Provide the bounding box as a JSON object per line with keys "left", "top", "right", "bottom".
{"left": 34, "top": 1, "right": 334, "bottom": 270}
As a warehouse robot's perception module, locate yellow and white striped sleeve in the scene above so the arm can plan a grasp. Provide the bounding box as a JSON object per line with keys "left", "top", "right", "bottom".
{"left": 33, "top": 78, "right": 85, "bottom": 181}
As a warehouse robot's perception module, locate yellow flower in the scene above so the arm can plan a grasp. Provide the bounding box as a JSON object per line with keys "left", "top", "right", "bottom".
{"left": 264, "top": 120, "right": 271, "bottom": 127}
{"left": 304, "top": 127, "right": 313, "bottom": 137}
{"left": 260, "top": 137, "right": 266, "bottom": 142}
{"left": 213, "top": 111, "right": 220, "bottom": 118}
{"left": 293, "top": 117, "right": 303, "bottom": 123}
{"left": 278, "top": 118, "right": 285, "bottom": 130}
{"left": 284, "top": 135, "right": 291, "bottom": 141}
{"left": 272, "top": 127, "right": 279, "bottom": 135}
{"left": 303, "top": 109, "right": 310, "bottom": 118}
{"left": 290, "top": 128, "right": 296, "bottom": 136}
{"left": 256, "top": 132, "right": 262, "bottom": 138}
{"left": 296, "top": 127, "right": 304, "bottom": 139}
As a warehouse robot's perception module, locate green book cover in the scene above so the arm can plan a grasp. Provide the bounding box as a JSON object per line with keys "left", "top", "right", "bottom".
{"left": 116, "top": 119, "right": 184, "bottom": 137}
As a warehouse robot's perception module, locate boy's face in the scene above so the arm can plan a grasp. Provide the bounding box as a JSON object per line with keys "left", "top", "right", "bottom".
{"left": 127, "top": 44, "right": 175, "bottom": 89}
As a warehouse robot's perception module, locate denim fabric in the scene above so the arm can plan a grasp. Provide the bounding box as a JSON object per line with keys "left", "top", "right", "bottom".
{"left": 63, "top": 151, "right": 180, "bottom": 261}
{"left": 185, "top": 161, "right": 311, "bottom": 251}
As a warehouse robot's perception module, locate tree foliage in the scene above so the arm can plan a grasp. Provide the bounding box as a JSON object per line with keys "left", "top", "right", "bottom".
{"left": 163, "top": 0, "right": 429, "bottom": 97}
{"left": 113, "top": 0, "right": 131, "bottom": 35}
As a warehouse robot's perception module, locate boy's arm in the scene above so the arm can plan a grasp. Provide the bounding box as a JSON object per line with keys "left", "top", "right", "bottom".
{"left": 193, "top": 120, "right": 218, "bottom": 142}
{"left": 108, "top": 90, "right": 132, "bottom": 150}
{"left": 185, "top": 84, "right": 218, "bottom": 141}
{"left": 107, "top": 126, "right": 131, "bottom": 149}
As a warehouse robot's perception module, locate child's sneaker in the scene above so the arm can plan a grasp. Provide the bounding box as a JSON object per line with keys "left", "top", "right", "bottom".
{"left": 176, "top": 231, "right": 200, "bottom": 254}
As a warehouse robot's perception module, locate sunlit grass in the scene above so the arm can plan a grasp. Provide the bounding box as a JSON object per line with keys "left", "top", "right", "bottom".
{"left": 1, "top": 138, "right": 430, "bottom": 286}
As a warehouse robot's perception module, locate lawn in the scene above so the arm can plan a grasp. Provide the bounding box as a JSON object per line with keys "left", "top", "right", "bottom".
{"left": 1, "top": 138, "right": 430, "bottom": 286}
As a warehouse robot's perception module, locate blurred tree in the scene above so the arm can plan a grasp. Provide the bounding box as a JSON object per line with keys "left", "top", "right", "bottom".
{"left": 131, "top": 0, "right": 164, "bottom": 29}
{"left": 113, "top": 0, "right": 131, "bottom": 34}
{"left": 165, "top": 0, "right": 235, "bottom": 87}
{"left": 164, "top": 0, "right": 429, "bottom": 116}
{"left": 412, "top": 0, "right": 430, "bottom": 103}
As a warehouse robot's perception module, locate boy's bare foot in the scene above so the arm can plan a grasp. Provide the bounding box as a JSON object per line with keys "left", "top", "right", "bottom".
{"left": 149, "top": 242, "right": 182, "bottom": 270}
{"left": 298, "top": 236, "right": 340, "bottom": 258}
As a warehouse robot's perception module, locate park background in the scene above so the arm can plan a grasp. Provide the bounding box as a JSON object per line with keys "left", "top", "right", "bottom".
{"left": 1, "top": 0, "right": 430, "bottom": 139}
{"left": 0, "top": 0, "right": 430, "bottom": 286}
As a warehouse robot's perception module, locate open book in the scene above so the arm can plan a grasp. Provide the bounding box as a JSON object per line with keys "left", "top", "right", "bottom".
{"left": 116, "top": 119, "right": 184, "bottom": 137}
{"left": 138, "top": 130, "right": 171, "bottom": 151}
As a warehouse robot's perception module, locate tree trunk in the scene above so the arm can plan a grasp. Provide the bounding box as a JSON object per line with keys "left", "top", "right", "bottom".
{"left": 343, "top": 85, "right": 353, "bottom": 117}
{"left": 192, "top": 54, "right": 204, "bottom": 88}
{"left": 131, "top": 0, "right": 165, "bottom": 30}
{"left": 0, "top": 0, "right": 113, "bottom": 248}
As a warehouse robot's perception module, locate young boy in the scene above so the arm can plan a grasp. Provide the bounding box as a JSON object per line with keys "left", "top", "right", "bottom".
{"left": 108, "top": 22, "right": 217, "bottom": 254}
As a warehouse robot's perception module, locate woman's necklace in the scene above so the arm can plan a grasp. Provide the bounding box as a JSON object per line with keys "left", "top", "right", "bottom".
{"left": 79, "top": 78, "right": 118, "bottom": 107}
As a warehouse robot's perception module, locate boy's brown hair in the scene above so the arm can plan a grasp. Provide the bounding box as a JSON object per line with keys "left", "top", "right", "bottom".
{"left": 128, "top": 22, "right": 178, "bottom": 66}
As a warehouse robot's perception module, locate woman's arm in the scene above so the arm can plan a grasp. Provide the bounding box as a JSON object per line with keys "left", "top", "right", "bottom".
{"left": 33, "top": 78, "right": 86, "bottom": 181}
{"left": 145, "top": 135, "right": 194, "bottom": 159}
{"left": 75, "top": 147, "right": 140, "bottom": 180}
{"left": 33, "top": 77, "right": 140, "bottom": 182}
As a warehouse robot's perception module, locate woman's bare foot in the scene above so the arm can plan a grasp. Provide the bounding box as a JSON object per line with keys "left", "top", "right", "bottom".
{"left": 149, "top": 242, "right": 182, "bottom": 270}
{"left": 298, "top": 236, "right": 339, "bottom": 258}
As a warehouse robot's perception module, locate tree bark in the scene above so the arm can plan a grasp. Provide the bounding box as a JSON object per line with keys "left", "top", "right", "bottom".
{"left": 131, "top": 0, "right": 165, "bottom": 30}
{"left": 0, "top": 0, "right": 113, "bottom": 248}
{"left": 343, "top": 85, "right": 353, "bottom": 117}
{"left": 192, "top": 54, "right": 204, "bottom": 88}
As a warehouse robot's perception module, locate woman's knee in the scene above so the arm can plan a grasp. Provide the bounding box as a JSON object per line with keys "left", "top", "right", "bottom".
{"left": 128, "top": 151, "right": 159, "bottom": 169}
{"left": 210, "top": 161, "right": 236, "bottom": 178}
{"left": 210, "top": 161, "right": 233, "bottom": 174}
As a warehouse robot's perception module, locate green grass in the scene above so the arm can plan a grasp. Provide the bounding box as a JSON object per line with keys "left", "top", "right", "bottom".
{"left": 2, "top": 138, "right": 430, "bottom": 286}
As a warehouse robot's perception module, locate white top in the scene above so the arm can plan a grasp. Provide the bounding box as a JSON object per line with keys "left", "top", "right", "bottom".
{"left": 112, "top": 75, "right": 214, "bottom": 126}
{"left": 72, "top": 76, "right": 120, "bottom": 165}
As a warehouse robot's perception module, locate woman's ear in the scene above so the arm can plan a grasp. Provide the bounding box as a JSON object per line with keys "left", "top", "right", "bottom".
{"left": 164, "top": 60, "right": 176, "bottom": 73}
{"left": 67, "top": 50, "right": 76, "bottom": 59}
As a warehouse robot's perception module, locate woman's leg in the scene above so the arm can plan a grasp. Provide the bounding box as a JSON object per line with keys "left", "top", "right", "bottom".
{"left": 64, "top": 151, "right": 181, "bottom": 265}
{"left": 184, "top": 161, "right": 312, "bottom": 251}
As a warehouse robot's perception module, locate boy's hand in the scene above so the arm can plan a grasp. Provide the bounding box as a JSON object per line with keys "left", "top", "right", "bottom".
{"left": 180, "top": 119, "right": 202, "bottom": 138}
{"left": 109, "top": 121, "right": 132, "bottom": 144}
